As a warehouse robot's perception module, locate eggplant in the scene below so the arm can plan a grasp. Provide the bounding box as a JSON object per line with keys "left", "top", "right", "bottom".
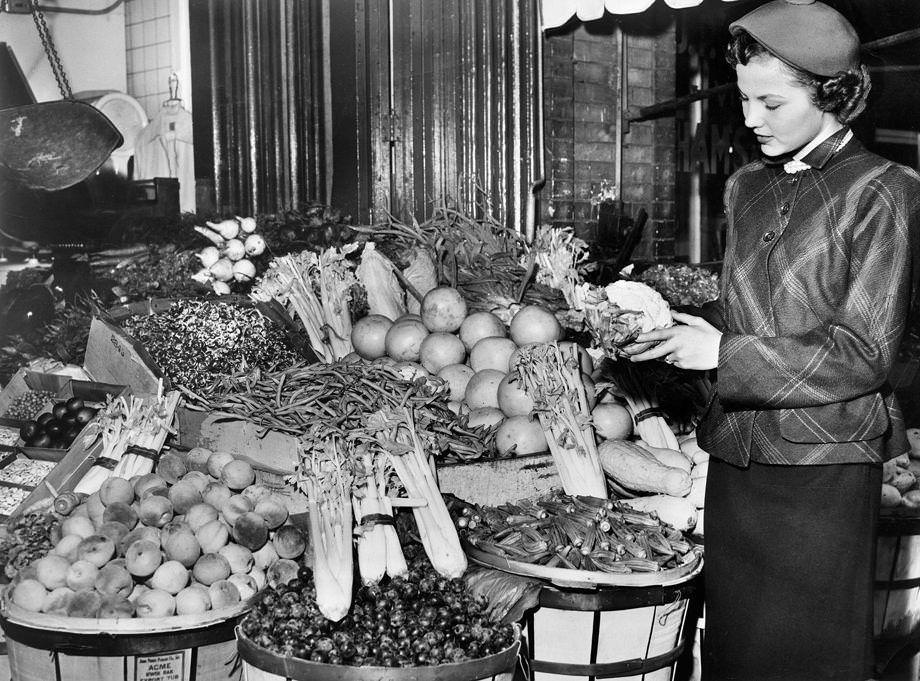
{"left": 74, "top": 406, "right": 97, "bottom": 425}
{"left": 19, "top": 421, "right": 40, "bottom": 441}
{"left": 44, "top": 421, "right": 63, "bottom": 438}
{"left": 36, "top": 412, "right": 55, "bottom": 426}
{"left": 51, "top": 402, "right": 69, "bottom": 421}
{"left": 65, "top": 397, "right": 85, "bottom": 413}
{"left": 27, "top": 433, "right": 52, "bottom": 448}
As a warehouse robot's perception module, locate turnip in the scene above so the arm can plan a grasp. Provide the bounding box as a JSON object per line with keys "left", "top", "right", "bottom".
{"left": 197, "top": 246, "right": 220, "bottom": 268}
{"left": 236, "top": 216, "right": 257, "bottom": 233}
{"left": 212, "top": 281, "right": 231, "bottom": 296}
{"left": 232, "top": 259, "right": 256, "bottom": 282}
{"left": 209, "top": 258, "right": 234, "bottom": 282}
{"left": 223, "top": 238, "right": 246, "bottom": 262}
{"left": 244, "top": 234, "right": 266, "bottom": 256}
{"left": 206, "top": 219, "right": 240, "bottom": 240}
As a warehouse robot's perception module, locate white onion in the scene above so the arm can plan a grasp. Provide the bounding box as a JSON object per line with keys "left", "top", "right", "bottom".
{"left": 209, "top": 258, "right": 234, "bottom": 282}
{"left": 237, "top": 216, "right": 257, "bottom": 233}
{"left": 232, "top": 259, "right": 256, "bottom": 282}
{"left": 212, "top": 281, "right": 232, "bottom": 295}
{"left": 244, "top": 233, "right": 266, "bottom": 256}
{"left": 223, "top": 238, "right": 246, "bottom": 261}
{"left": 206, "top": 219, "right": 240, "bottom": 240}
{"left": 197, "top": 246, "right": 220, "bottom": 268}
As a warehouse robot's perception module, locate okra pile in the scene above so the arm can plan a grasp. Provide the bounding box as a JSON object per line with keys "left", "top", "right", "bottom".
{"left": 458, "top": 491, "right": 699, "bottom": 573}
{"left": 122, "top": 300, "right": 300, "bottom": 394}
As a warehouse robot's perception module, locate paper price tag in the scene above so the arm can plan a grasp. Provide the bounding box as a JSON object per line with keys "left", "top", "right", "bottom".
{"left": 131, "top": 650, "right": 189, "bottom": 681}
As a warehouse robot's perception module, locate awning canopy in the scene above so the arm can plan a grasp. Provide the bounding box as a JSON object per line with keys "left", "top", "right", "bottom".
{"left": 541, "top": 0, "right": 741, "bottom": 29}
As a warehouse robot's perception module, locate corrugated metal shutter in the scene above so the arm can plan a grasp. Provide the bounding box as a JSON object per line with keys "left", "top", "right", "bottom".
{"left": 356, "top": 0, "right": 542, "bottom": 229}
{"left": 193, "top": 0, "right": 539, "bottom": 229}
{"left": 192, "top": 0, "right": 327, "bottom": 215}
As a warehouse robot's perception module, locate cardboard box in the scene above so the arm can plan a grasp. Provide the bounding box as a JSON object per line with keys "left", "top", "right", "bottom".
{"left": 84, "top": 317, "right": 165, "bottom": 397}
{"left": 175, "top": 407, "right": 299, "bottom": 475}
{"left": 175, "top": 408, "right": 308, "bottom": 513}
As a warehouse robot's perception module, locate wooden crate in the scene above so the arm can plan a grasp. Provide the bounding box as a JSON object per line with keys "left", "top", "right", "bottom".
{"left": 438, "top": 452, "right": 560, "bottom": 507}
{"left": 0, "top": 449, "right": 57, "bottom": 520}
{"left": 0, "top": 371, "right": 126, "bottom": 461}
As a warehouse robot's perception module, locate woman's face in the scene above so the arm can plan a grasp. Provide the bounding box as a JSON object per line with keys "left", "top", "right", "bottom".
{"left": 736, "top": 55, "right": 836, "bottom": 157}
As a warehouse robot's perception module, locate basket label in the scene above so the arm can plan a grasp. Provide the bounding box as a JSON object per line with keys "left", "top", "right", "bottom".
{"left": 131, "top": 650, "right": 189, "bottom": 681}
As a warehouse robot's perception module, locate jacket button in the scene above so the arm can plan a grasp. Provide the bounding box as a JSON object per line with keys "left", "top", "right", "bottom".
{"left": 780, "top": 202, "right": 790, "bottom": 214}
{"left": 763, "top": 231, "right": 775, "bottom": 242}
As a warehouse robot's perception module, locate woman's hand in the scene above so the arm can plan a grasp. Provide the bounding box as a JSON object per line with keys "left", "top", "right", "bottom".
{"left": 621, "top": 311, "right": 722, "bottom": 370}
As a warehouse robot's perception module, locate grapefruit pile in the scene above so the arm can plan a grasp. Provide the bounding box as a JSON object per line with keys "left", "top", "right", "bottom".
{"left": 351, "top": 286, "right": 620, "bottom": 457}
{"left": 8, "top": 450, "right": 306, "bottom": 620}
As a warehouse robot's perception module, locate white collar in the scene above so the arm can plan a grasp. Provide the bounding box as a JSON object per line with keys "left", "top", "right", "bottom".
{"left": 793, "top": 124, "right": 847, "bottom": 162}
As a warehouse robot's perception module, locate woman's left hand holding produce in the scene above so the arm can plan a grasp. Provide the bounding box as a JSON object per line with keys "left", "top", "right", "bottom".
{"left": 624, "top": 311, "right": 721, "bottom": 370}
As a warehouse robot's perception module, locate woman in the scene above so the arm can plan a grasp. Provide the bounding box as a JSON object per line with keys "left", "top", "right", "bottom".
{"left": 625, "top": 1, "right": 920, "bottom": 679}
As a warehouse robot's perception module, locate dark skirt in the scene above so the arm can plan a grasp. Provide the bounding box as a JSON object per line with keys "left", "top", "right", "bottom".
{"left": 701, "top": 456, "right": 882, "bottom": 681}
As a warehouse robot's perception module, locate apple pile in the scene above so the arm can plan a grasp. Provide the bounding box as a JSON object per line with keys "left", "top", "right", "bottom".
{"left": 7, "top": 448, "right": 307, "bottom": 620}
{"left": 350, "top": 286, "right": 596, "bottom": 457}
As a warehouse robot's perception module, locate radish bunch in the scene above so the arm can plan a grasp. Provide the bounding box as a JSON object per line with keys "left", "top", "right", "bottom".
{"left": 191, "top": 216, "right": 267, "bottom": 295}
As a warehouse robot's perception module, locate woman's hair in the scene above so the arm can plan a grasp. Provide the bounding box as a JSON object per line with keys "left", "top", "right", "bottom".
{"left": 726, "top": 29, "right": 871, "bottom": 124}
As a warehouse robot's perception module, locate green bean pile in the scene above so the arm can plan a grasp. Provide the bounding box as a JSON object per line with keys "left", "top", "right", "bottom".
{"left": 183, "top": 359, "right": 496, "bottom": 463}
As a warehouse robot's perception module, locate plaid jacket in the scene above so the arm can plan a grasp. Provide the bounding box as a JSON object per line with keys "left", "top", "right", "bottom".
{"left": 697, "top": 129, "right": 920, "bottom": 466}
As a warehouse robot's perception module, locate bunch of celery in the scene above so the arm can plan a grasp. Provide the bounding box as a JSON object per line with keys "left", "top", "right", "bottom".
{"left": 251, "top": 245, "right": 358, "bottom": 362}
{"left": 296, "top": 437, "right": 355, "bottom": 621}
{"left": 74, "top": 390, "right": 180, "bottom": 495}
{"left": 367, "top": 408, "right": 467, "bottom": 579}
{"left": 512, "top": 343, "right": 607, "bottom": 498}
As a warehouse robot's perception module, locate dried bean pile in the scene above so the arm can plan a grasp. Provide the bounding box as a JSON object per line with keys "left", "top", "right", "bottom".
{"left": 122, "top": 300, "right": 299, "bottom": 394}
{"left": 185, "top": 359, "right": 494, "bottom": 462}
{"left": 459, "top": 491, "right": 700, "bottom": 573}
{"left": 3, "top": 390, "right": 56, "bottom": 421}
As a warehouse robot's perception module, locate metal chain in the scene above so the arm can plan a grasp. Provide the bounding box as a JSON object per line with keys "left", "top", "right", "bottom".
{"left": 29, "top": 0, "right": 72, "bottom": 99}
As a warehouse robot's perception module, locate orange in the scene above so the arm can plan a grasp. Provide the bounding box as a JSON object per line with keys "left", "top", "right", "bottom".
{"left": 495, "top": 415, "right": 548, "bottom": 456}
{"left": 591, "top": 403, "right": 633, "bottom": 440}
{"left": 436, "top": 363, "right": 475, "bottom": 401}
{"left": 384, "top": 319, "right": 430, "bottom": 362}
{"left": 459, "top": 311, "right": 506, "bottom": 350}
{"left": 419, "top": 332, "right": 466, "bottom": 374}
{"left": 469, "top": 337, "right": 517, "bottom": 373}
{"left": 464, "top": 369, "right": 505, "bottom": 410}
{"left": 351, "top": 314, "right": 394, "bottom": 360}
{"left": 420, "top": 287, "right": 468, "bottom": 333}
{"left": 509, "top": 305, "right": 563, "bottom": 345}
{"left": 496, "top": 372, "right": 535, "bottom": 417}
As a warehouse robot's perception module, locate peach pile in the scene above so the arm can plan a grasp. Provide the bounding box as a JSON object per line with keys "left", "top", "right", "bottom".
{"left": 8, "top": 447, "right": 307, "bottom": 620}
